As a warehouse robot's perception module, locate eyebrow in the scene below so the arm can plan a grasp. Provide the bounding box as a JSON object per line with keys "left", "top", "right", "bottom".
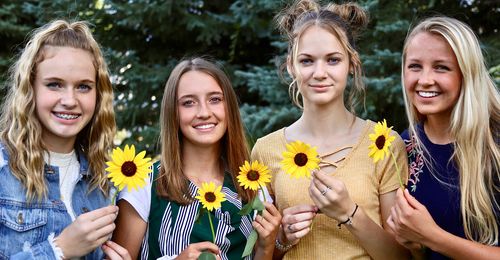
{"left": 298, "top": 52, "right": 344, "bottom": 57}
{"left": 178, "top": 91, "right": 224, "bottom": 100}
{"left": 42, "top": 77, "right": 96, "bottom": 84}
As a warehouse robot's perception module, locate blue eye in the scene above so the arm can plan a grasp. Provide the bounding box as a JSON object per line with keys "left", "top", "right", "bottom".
{"left": 46, "top": 82, "right": 61, "bottom": 88}
{"left": 328, "top": 57, "right": 341, "bottom": 65}
{"left": 407, "top": 63, "right": 422, "bottom": 70}
{"left": 299, "top": 58, "right": 313, "bottom": 65}
{"left": 77, "top": 84, "right": 92, "bottom": 92}
{"left": 209, "top": 96, "right": 223, "bottom": 103}
{"left": 435, "top": 65, "right": 450, "bottom": 72}
{"left": 181, "top": 100, "right": 195, "bottom": 107}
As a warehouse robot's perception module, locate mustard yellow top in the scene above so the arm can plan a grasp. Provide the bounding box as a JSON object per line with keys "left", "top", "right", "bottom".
{"left": 251, "top": 120, "right": 408, "bottom": 260}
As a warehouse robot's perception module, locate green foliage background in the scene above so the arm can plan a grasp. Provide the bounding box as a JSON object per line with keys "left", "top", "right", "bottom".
{"left": 1, "top": 0, "right": 498, "bottom": 155}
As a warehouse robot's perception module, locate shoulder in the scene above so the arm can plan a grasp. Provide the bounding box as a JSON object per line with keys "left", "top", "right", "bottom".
{"left": 253, "top": 128, "right": 285, "bottom": 149}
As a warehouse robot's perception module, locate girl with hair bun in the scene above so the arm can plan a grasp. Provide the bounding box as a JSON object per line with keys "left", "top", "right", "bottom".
{"left": 0, "top": 20, "right": 129, "bottom": 259}
{"left": 251, "top": 0, "right": 409, "bottom": 259}
{"left": 387, "top": 16, "right": 500, "bottom": 259}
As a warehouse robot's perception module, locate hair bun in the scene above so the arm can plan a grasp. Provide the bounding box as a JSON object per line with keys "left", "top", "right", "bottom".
{"left": 275, "top": 0, "right": 319, "bottom": 39}
{"left": 326, "top": 2, "right": 369, "bottom": 39}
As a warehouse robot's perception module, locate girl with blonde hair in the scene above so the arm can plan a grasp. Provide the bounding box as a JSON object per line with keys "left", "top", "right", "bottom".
{"left": 251, "top": 0, "right": 409, "bottom": 259}
{"left": 113, "top": 57, "right": 281, "bottom": 259}
{"left": 0, "top": 20, "right": 129, "bottom": 259}
{"left": 387, "top": 16, "right": 500, "bottom": 259}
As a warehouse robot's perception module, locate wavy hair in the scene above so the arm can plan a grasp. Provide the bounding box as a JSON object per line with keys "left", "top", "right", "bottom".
{"left": 402, "top": 16, "right": 500, "bottom": 245}
{"left": 0, "top": 20, "right": 115, "bottom": 201}
{"left": 157, "top": 57, "right": 254, "bottom": 204}
{"left": 275, "top": 0, "right": 369, "bottom": 114}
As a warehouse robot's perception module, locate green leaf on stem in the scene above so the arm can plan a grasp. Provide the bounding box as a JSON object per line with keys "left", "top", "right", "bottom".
{"left": 252, "top": 196, "right": 265, "bottom": 212}
{"left": 239, "top": 201, "right": 254, "bottom": 216}
{"left": 198, "top": 251, "right": 216, "bottom": 260}
{"left": 241, "top": 229, "right": 258, "bottom": 257}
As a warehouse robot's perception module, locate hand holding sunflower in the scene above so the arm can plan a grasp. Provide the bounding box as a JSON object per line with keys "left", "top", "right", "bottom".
{"left": 106, "top": 144, "right": 153, "bottom": 204}
{"left": 368, "top": 119, "right": 404, "bottom": 188}
{"left": 195, "top": 182, "right": 226, "bottom": 260}
{"left": 237, "top": 160, "right": 272, "bottom": 257}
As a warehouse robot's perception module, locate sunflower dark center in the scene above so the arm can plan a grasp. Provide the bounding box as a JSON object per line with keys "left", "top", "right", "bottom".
{"left": 294, "top": 153, "right": 308, "bottom": 167}
{"left": 205, "top": 192, "right": 216, "bottom": 203}
{"left": 247, "top": 170, "right": 260, "bottom": 181}
{"left": 121, "top": 161, "right": 137, "bottom": 177}
{"left": 375, "top": 136, "right": 386, "bottom": 150}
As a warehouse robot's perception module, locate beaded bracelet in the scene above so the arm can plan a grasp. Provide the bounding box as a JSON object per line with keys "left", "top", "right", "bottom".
{"left": 337, "top": 203, "right": 359, "bottom": 229}
{"left": 275, "top": 238, "right": 294, "bottom": 252}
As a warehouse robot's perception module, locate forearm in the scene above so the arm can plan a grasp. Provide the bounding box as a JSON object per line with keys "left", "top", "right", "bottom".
{"left": 346, "top": 208, "right": 410, "bottom": 260}
{"left": 254, "top": 244, "right": 275, "bottom": 260}
{"left": 425, "top": 227, "right": 500, "bottom": 260}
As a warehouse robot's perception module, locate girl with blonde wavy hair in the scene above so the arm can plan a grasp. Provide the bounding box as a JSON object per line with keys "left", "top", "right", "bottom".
{"left": 0, "top": 20, "right": 129, "bottom": 259}
{"left": 251, "top": 0, "right": 409, "bottom": 259}
{"left": 387, "top": 16, "right": 500, "bottom": 259}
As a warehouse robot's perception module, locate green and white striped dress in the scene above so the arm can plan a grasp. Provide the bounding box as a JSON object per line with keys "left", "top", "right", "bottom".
{"left": 123, "top": 162, "right": 255, "bottom": 260}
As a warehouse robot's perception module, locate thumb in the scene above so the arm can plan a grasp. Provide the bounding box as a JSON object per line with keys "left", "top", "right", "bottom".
{"left": 403, "top": 189, "right": 423, "bottom": 210}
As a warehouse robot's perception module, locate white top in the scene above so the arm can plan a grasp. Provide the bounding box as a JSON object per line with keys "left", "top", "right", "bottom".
{"left": 44, "top": 150, "right": 80, "bottom": 220}
{"left": 118, "top": 175, "right": 273, "bottom": 223}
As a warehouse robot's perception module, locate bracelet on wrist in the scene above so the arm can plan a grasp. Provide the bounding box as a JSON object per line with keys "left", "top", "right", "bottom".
{"left": 275, "top": 238, "right": 294, "bottom": 252}
{"left": 337, "top": 203, "right": 358, "bottom": 229}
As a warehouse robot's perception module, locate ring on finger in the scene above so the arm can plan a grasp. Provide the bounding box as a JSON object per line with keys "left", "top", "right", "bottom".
{"left": 287, "top": 224, "right": 293, "bottom": 232}
{"left": 320, "top": 186, "right": 331, "bottom": 196}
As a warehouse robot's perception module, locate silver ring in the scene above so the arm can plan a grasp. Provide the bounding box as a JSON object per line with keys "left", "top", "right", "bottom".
{"left": 321, "top": 186, "right": 331, "bottom": 196}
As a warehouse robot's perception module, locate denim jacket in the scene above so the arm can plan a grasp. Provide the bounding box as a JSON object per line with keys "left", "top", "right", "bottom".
{"left": 0, "top": 143, "right": 109, "bottom": 259}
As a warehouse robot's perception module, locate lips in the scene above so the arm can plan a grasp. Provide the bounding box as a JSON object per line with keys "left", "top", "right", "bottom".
{"left": 53, "top": 112, "right": 80, "bottom": 120}
{"left": 417, "top": 91, "right": 439, "bottom": 98}
{"left": 194, "top": 123, "right": 216, "bottom": 130}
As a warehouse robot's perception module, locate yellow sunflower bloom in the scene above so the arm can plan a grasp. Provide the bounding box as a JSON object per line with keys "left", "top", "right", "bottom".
{"left": 106, "top": 144, "right": 153, "bottom": 192}
{"left": 368, "top": 119, "right": 396, "bottom": 163}
{"left": 280, "top": 140, "right": 320, "bottom": 178}
{"left": 195, "top": 182, "right": 226, "bottom": 211}
{"left": 237, "top": 160, "right": 271, "bottom": 191}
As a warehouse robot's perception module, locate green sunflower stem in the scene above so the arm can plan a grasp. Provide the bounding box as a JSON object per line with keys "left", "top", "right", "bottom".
{"left": 207, "top": 211, "right": 216, "bottom": 244}
{"left": 111, "top": 188, "right": 119, "bottom": 205}
{"left": 389, "top": 150, "right": 404, "bottom": 188}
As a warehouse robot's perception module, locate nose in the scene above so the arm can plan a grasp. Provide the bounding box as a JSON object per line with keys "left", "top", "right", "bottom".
{"left": 196, "top": 102, "right": 211, "bottom": 119}
{"left": 60, "top": 88, "right": 77, "bottom": 107}
{"left": 417, "top": 69, "right": 435, "bottom": 86}
{"left": 313, "top": 61, "right": 327, "bottom": 80}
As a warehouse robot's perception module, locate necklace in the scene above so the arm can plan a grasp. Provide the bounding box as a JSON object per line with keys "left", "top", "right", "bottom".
{"left": 58, "top": 152, "right": 76, "bottom": 201}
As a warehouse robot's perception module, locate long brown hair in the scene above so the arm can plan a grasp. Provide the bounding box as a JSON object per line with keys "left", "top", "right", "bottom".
{"left": 0, "top": 20, "right": 115, "bottom": 201}
{"left": 157, "top": 57, "right": 254, "bottom": 204}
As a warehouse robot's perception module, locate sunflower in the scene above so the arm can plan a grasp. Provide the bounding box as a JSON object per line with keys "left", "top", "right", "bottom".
{"left": 237, "top": 160, "right": 271, "bottom": 191}
{"left": 368, "top": 119, "right": 396, "bottom": 163}
{"left": 280, "top": 140, "right": 320, "bottom": 178}
{"left": 195, "top": 182, "right": 226, "bottom": 211}
{"left": 106, "top": 144, "right": 153, "bottom": 192}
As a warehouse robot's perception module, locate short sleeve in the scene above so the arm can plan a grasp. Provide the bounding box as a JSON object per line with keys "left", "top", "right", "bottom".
{"left": 118, "top": 176, "right": 151, "bottom": 222}
{"left": 377, "top": 132, "right": 409, "bottom": 194}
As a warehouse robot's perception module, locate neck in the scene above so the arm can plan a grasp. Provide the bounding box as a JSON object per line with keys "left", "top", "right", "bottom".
{"left": 42, "top": 136, "right": 76, "bottom": 154}
{"left": 424, "top": 115, "right": 454, "bottom": 144}
{"left": 182, "top": 142, "right": 223, "bottom": 185}
{"left": 297, "top": 103, "right": 355, "bottom": 138}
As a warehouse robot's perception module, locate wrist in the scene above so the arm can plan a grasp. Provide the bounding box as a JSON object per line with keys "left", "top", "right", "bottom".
{"left": 275, "top": 237, "right": 294, "bottom": 252}
{"left": 51, "top": 235, "right": 67, "bottom": 260}
{"left": 337, "top": 203, "right": 358, "bottom": 229}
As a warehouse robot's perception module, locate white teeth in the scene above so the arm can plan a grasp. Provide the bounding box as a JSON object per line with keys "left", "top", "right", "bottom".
{"left": 54, "top": 113, "right": 79, "bottom": 120}
{"left": 195, "top": 124, "right": 215, "bottom": 129}
{"left": 418, "top": 91, "right": 439, "bottom": 98}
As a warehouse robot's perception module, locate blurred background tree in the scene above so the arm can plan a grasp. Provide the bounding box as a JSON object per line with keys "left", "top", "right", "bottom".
{"left": 0, "top": 0, "right": 498, "bottom": 155}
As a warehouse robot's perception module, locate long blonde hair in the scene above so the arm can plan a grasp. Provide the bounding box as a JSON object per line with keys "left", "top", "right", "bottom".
{"left": 0, "top": 20, "right": 116, "bottom": 201}
{"left": 402, "top": 16, "right": 500, "bottom": 245}
{"left": 276, "top": 0, "right": 369, "bottom": 113}
{"left": 157, "top": 57, "right": 254, "bottom": 204}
